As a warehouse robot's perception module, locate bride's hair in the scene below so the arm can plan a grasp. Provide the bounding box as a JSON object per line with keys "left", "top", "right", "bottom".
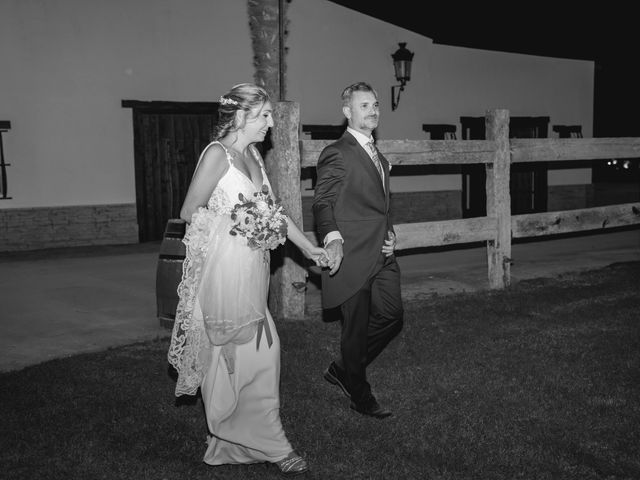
{"left": 212, "top": 83, "right": 270, "bottom": 141}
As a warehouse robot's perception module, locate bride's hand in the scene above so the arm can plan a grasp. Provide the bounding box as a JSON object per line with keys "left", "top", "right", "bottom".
{"left": 306, "top": 246, "right": 330, "bottom": 268}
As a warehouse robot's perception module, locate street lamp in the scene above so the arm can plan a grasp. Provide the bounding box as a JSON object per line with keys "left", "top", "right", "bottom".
{"left": 391, "top": 42, "right": 414, "bottom": 111}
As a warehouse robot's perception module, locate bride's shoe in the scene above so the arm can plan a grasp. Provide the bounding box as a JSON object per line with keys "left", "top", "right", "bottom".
{"left": 274, "top": 451, "right": 309, "bottom": 476}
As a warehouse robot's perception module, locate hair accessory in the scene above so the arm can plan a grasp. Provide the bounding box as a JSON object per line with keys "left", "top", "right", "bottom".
{"left": 219, "top": 96, "right": 240, "bottom": 106}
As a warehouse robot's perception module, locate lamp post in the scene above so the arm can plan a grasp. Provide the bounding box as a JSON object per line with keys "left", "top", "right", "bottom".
{"left": 391, "top": 42, "right": 414, "bottom": 111}
{"left": 0, "top": 121, "right": 11, "bottom": 200}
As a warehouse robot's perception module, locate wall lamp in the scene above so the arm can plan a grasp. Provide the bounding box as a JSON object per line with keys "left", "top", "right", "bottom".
{"left": 391, "top": 42, "right": 414, "bottom": 111}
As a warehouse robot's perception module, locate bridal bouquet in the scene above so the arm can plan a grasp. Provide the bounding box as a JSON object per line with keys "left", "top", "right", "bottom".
{"left": 229, "top": 185, "right": 288, "bottom": 251}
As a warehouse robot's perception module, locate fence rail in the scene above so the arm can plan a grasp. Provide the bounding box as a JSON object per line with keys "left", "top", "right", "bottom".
{"left": 511, "top": 137, "right": 640, "bottom": 163}
{"left": 267, "top": 103, "right": 640, "bottom": 320}
{"left": 301, "top": 139, "right": 498, "bottom": 166}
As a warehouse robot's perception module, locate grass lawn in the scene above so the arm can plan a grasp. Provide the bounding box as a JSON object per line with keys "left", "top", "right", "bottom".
{"left": 1, "top": 261, "right": 639, "bottom": 480}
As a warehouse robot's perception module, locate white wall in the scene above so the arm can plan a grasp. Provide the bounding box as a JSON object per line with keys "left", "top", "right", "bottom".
{"left": 0, "top": 0, "right": 254, "bottom": 208}
{"left": 0, "top": 0, "right": 594, "bottom": 209}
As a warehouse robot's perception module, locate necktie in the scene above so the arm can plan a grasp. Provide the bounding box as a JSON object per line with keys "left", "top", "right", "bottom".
{"left": 366, "top": 141, "right": 384, "bottom": 190}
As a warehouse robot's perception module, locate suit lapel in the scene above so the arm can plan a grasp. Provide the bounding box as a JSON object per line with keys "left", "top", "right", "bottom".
{"left": 348, "top": 135, "right": 385, "bottom": 195}
{"left": 343, "top": 132, "right": 388, "bottom": 207}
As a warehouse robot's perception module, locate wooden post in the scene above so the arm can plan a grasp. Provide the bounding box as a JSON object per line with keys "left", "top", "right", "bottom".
{"left": 265, "top": 101, "right": 307, "bottom": 319}
{"left": 485, "top": 109, "right": 511, "bottom": 288}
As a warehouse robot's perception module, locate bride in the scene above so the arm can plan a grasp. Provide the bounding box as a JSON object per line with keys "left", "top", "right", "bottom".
{"left": 167, "top": 83, "right": 327, "bottom": 476}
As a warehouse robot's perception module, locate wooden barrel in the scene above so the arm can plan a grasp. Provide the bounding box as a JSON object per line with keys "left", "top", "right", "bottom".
{"left": 156, "top": 219, "right": 186, "bottom": 329}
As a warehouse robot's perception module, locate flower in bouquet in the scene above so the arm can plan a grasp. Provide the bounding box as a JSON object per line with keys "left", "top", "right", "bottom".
{"left": 229, "top": 185, "right": 288, "bottom": 251}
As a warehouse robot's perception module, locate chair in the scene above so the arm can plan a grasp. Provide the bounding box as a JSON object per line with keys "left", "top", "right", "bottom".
{"left": 422, "top": 124, "right": 457, "bottom": 140}
{"left": 552, "top": 125, "right": 583, "bottom": 138}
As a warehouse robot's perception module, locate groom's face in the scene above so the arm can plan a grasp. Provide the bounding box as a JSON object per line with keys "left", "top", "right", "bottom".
{"left": 344, "top": 91, "right": 379, "bottom": 135}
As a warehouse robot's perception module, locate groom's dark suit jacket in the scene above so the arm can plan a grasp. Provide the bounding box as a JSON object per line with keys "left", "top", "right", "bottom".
{"left": 312, "top": 131, "right": 394, "bottom": 309}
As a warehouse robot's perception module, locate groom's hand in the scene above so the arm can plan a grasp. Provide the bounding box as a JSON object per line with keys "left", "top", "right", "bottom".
{"left": 325, "top": 239, "right": 343, "bottom": 276}
{"left": 381, "top": 231, "right": 396, "bottom": 257}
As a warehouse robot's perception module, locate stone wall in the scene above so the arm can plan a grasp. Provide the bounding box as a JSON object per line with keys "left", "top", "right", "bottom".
{"left": 547, "top": 185, "right": 592, "bottom": 212}
{"left": 0, "top": 203, "right": 138, "bottom": 252}
{"left": 591, "top": 183, "right": 640, "bottom": 207}
{"left": 547, "top": 183, "right": 639, "bottom": 212}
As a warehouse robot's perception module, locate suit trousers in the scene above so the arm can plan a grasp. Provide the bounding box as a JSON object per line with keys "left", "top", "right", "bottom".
{"left": 339, "top": 252, "right": 404, "bottom": 404}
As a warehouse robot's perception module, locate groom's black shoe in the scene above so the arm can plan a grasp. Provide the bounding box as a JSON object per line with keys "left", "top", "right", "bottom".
{"left": 323, "top": 362, "right": 351, "bottom": 398}
{"left": 350, "top": 395, "right": 392, "bottom": 419}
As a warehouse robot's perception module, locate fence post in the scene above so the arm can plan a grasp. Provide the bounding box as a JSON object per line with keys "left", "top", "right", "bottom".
{"left": 265, "top": 101, "right": 307, "bottom": 319}
{"left": 485, "top": 109, "right": 511, "bottom": 288}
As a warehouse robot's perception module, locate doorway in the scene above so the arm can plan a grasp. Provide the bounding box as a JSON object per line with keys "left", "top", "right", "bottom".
{"left": 460, "top": 116, "right": 549, "bottom": 217}
{"left": 122, "top": 101, "right": 219, "bottom": 241}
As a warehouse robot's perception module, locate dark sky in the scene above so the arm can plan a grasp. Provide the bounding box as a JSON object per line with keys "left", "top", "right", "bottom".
{"left": 328, "top": 1, "right": 635, "bottom": 64}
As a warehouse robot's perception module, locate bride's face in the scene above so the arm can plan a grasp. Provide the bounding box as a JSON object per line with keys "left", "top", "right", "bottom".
{"left": 243, "top": 101, "right": 274, "bottom": 143}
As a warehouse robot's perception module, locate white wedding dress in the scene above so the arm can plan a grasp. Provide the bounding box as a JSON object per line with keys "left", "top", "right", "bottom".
{"left": 168, "top": 141, "right": 293, "bottom": 465}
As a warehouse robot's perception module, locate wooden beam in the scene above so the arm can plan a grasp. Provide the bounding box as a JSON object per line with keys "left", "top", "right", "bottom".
{"left": 300, "top": 139, "right": 497, "bottom": 167}
{"left": 394, "top": 217, "right": 497, "bottom": 249}
{"left": 511, "top": 137, "right": 640, "bottom": 163}
{"left": 305, "top": 217, "right": 497, "bottom": 250}
{"left": 121, "top": 100, "right": 218, "bottom": 114}
{"left": 512, "top": 203, "right": 640, "bottom": 237}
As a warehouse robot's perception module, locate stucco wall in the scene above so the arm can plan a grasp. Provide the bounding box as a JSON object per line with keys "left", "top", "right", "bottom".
{"left": 0, "top": 0, "right": 254, "bottom": 209}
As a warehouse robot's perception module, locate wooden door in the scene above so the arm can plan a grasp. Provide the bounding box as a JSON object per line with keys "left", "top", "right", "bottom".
{"left": 123, "top": 101, "right": 219, "bottom": 242}
{"left": 460, "top": 116, "right": 549, "bottom": 217}
{"left": 460, "top": 117, "right": 487, "bottom": 218}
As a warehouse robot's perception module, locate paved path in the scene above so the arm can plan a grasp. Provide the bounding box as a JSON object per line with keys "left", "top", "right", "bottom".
{"left": 1, "top": 228, "right": 638, "bottom": 373}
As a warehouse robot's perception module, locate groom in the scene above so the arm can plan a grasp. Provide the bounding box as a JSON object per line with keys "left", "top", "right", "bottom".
{"left": 312, "top": 81, "right": 404, "bottom": 419}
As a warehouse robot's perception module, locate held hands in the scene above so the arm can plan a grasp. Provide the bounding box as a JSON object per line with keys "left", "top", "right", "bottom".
{"left": 381, "top": 231, "right": 396, "bottom": 257}
{"left": 318, "top": 233, "right": 392, "bottom": 275}
{"left": 313, "top": 232, "right": 393, "bottom": 275}
{"left": 305, "top": 245, "right": 330, "bottom": 268}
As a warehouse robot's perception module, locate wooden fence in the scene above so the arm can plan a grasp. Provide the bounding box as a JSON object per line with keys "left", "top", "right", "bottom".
{"left": 265, "top": 102, "right": 640, "bottom": 320}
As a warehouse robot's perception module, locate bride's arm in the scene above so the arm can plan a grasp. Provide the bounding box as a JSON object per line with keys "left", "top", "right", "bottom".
{"left": 180, "top": 145, "right": 227, "bottom": 223}
{"left": 285, "top": 217, "right": 328, "bottom": 266}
